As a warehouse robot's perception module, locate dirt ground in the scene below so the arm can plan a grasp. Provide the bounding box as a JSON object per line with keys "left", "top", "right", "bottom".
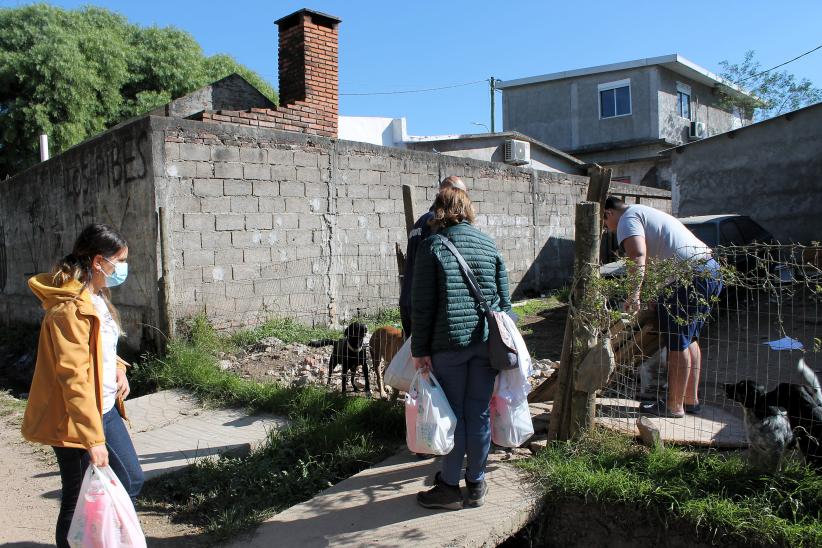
{"left": 0, "top": 305, "right": 570, "bottom": 546}
{"left": 518, "top": 304, "right": 569, "bottom": 362}
{"left": 0, "top": 394, "right": 208, "bottom": 547}
{"left": 222, "top": 305, "right": 569, "bottom": 394}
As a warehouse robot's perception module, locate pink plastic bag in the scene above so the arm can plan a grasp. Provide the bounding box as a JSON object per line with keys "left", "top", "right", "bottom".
{"left": 68, "top": 465, "right": 147, "bottom": 548}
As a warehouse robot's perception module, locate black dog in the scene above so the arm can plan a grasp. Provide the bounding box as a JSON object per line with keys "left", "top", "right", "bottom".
{"left": 310, "top": 322, "right": 369, "bottom": 394}
{"left": 725, "top": 380, "right": 794, "bottom": 471}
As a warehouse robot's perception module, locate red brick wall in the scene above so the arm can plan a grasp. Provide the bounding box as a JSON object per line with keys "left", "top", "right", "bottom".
{"left": 195, "top": 10, "right": 339, "bottom": 138}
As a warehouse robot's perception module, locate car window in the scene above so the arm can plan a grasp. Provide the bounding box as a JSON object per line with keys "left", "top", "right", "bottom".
{"left": 733, "top": 217, "right": 768, "bottom": 242}
{"left": 686, "top": 223, "right": 717, "bottom": 247}
{"left": 720, "top": 220, "right": 744, "bottom": 246}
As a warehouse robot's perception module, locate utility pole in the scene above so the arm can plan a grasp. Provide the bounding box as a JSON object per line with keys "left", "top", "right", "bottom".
{"left": 489, "top": 77, "right": 496, "bottom": 133}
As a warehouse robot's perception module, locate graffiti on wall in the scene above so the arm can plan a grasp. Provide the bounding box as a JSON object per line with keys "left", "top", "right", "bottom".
{"left": 7, "top": 127, "right": 150, "bottom": 278}
{"left": 38, "top": 129, "right": 149, "bottom": 198}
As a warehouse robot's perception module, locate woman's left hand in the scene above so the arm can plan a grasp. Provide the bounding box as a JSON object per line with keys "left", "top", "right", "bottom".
{"left": 413, "top": 356, "right": 432, "bottom": 374}
{"left": 116, "top": 369, "right": 130, "bottom": 400}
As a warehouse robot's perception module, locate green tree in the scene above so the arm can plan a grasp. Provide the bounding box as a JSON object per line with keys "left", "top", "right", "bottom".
{"left": 0, "top": 4, "right": 277, "bottom": 178}
{"left": 717, "top": 50, "right": 821, "bottom": 124}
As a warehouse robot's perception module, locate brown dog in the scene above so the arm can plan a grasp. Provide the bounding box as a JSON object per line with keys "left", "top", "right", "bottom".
{"left": 369, "top": 326, "right": 405, "bottom": 398}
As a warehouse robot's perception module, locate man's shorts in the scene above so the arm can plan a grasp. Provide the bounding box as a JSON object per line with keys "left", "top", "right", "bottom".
{"left": 657, "top": 260, "right": 723, "bottom": 352}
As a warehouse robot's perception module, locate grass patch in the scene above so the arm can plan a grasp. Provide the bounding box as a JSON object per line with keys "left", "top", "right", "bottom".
{"left": 0, "top": 390, "right": 27, "bottom": 418}
{"left": 174, "top": 310, "right": 403, "bottom": 357}
{"left": 519, "top": 428, "right": 822, "bottom": 547}
{"left": 131, "top": 316, "right": 404, "bottom": 538}
{"left": 512, "top": 295, "right": 567, "bottom": 319}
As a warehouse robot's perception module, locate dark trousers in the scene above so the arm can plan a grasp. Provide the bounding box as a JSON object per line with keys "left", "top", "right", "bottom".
{"left": 431, "top": 342, "right": 498, "bottom": 485}
{"left": 400, "top": 305, "right": 412, "bottom": 339}
{"left": 52, "top": 408, "right": 144, "bottom": 548}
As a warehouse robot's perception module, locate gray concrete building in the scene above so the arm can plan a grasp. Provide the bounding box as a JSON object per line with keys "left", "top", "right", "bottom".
{"left": 498, "top": 54, "right": 753, "bottom": 189}
{"left": 667, "top": 102, "right": 822, "bottom": 244}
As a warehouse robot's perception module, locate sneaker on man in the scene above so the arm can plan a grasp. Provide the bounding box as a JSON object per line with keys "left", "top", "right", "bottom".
{"left": 464, "top": 476, "right": 488, "bottom": 508}
{"left": 417, "top": 472, "right": 463, "bottom": 510}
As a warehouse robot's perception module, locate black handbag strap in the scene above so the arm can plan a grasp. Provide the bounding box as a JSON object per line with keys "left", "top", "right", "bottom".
{"left": 436, "top": 235, "right": 492, "bottom": 317}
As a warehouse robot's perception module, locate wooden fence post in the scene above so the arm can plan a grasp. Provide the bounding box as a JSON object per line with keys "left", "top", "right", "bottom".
{"left": 402, "top": 184, "right": 416, "bottom": 236}
{"left": 586, "top": 164, "right": 612, "bottom": 207}
{"left": 532, "top": 168, "right": 611, "bottom": 406}
{"left": 548, "top": 201, "right": 602, "bottom": 440}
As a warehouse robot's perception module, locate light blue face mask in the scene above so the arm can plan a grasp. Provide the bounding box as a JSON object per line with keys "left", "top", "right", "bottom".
{"left": 103, "top": 257, "right": 129, "bottom": 287}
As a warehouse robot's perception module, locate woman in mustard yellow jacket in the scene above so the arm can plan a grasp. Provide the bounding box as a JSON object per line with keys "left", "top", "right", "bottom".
{"left": 22, "top": 223, "right": 144, "bottom": 547}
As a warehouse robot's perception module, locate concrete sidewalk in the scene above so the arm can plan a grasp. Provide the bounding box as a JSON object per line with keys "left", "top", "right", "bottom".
{"left": 229, "top": 449, "right": 541, "bottom": 547}
{"left": 125, "top": 389, "right": 286, "bottom": 479}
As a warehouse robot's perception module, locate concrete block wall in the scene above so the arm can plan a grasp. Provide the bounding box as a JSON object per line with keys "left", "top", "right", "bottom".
{"left": 154, "top": 116, "right": 668, "bottom": 329}
{"left": 0, "top": 117, "right": 160, "bottom": 351}
{"left": 0, "top": 110, "right": 671, "bottom": 344}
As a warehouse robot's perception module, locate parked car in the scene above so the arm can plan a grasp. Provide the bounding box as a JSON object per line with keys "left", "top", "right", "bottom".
{"left": 600, "top": 214, "right": 775, "bottom": 278}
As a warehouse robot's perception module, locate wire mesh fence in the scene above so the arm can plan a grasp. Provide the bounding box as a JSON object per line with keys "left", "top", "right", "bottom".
{"left": 590, "top": 244, "right": 822, "bottom": 450}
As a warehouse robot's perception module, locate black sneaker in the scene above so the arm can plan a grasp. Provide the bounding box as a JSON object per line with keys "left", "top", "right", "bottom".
{"left": 417, "top": 472, "right": 463, "bottom": 510}
{"left": 464, "top": 476, "right": 488, "bottom": 508}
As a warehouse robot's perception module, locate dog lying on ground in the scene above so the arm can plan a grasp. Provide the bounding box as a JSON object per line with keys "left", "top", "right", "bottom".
{"left": 725, "top": 359, "right": 822, "bottom": 470}
{"left": 369, "top": 326, "right": 405, "bottom": 398}
{"left": 310, "top": 322, "right": 369, "bottom": 394}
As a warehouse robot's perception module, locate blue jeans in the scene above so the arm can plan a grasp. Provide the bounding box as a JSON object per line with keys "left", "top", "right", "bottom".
{"left": 432, "top": 342, "right": 498, "bottom": 485}
{"left": 52, "top": 408, "right": 144, "bottom": 548}
{"left": 657, "top": 259, "right": 724, "bottom": 351}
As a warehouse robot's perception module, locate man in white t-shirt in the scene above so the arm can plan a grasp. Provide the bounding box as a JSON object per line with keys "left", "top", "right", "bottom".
{"left": 603, "top": 197, "right": 723, "bottom": 418}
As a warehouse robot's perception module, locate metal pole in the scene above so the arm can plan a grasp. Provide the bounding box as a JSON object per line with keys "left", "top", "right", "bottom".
{"left": 490, "top": 77, "right": 496, "bottom": 133}
{"left": 39, "top": 134, "right": 49, "bottom": 162}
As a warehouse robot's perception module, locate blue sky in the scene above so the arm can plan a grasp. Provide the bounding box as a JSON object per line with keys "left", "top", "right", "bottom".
{"left": 5, "top": 0, "right": 822, "bottom": 136}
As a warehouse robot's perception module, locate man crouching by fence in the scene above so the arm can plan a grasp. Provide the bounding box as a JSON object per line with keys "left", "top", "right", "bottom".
{"left": 603, "top": 197, "right": 723, "bottom": 418}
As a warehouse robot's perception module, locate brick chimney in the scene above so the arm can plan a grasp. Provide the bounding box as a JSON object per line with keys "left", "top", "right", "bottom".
{"left": 197, "top": 9, "right": 341, "bottom": 138}
{"left": 275, "top": 9, "right": 340, "bottom": 135}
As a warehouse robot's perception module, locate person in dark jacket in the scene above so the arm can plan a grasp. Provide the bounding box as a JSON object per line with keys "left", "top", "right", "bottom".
{"left": 399, "top": 175, "right": 467, "bottom": 336}
{"left": 411, "top": 187, "right": 512, "bottom": 510}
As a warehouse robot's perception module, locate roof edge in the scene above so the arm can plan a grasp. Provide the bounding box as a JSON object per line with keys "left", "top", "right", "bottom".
{"left": 497, "top": 53, "right": 749, "bottom": 98}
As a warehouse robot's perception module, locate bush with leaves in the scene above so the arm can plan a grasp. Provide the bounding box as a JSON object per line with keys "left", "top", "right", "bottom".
{"left": 0, "top": 4, "right": 277, "bottom": 178}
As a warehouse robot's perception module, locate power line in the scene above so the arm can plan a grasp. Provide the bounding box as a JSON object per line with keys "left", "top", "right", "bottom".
{"left": 340, "top": 79, "right": 487, "bottom": 96}
{"left": 735, "top": 44, "right": 822, "bottom": 84}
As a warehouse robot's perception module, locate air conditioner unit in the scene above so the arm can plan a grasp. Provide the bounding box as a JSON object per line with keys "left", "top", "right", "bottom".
{"left": 689, "top": 121, "right": 707, "bottom": 139}
{"left": 504, "top": 139, "right": 530, "bottom": 165}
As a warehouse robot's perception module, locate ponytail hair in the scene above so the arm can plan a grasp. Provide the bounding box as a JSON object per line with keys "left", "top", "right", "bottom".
{"left": 51, "top": 224, "right": 128, "bottom": 334}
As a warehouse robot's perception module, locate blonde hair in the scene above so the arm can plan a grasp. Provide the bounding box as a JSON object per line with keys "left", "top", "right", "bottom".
{"left": 51, "top": 224, "right": 127, "bottom": 334}
{"left": 429, "top": 187, "right": 476, "bottom": 230}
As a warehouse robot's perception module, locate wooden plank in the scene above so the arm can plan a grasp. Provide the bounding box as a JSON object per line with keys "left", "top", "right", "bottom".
{"left": 402, "top": 184, "right": 416, "bottom": 236}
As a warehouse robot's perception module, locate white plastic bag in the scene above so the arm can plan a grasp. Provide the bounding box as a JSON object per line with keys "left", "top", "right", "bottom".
{"left": 68, "top": 465, "right": 146, "bottom": 548}
{"left": 405, "top": 370, "right": 456, "bottom": 455}
{"left": 385, "top": 336, "right": 415, "bottom": 392}
{"left": 495, "top": 314, "right": 533, "bottom": 404}
{"left": 490, "top": 394, "right": 534, "bottom": 448}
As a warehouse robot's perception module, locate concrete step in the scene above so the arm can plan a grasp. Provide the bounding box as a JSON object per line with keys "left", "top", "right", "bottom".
{"left": 229, "top": 449, "right": 541, "bottom": 547}
{"left": 125, "top": 390, "right": 287, "bottom": 479}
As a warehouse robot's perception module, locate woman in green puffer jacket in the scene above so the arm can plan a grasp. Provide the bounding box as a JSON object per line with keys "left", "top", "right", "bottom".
{"left": 411, "top": 186, "right": 511, "bottom": 510}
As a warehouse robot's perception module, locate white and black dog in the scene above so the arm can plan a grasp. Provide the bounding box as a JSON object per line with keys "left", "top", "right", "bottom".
{"left": 725, "top": 359, "right": 822, "bottom": 471}
{"left": 765, "top": 359, "right": 822, "bottom": 469}
{"left": 725, "top": 380, "right": 794, "bottom": 472}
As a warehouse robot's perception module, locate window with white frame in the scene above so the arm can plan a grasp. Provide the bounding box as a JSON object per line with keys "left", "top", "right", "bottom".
{"left": 676, "top": 82, "right": 692, "bottom": 120}
{"left": 598, "top": 79, "right": 631, "bottom": 118}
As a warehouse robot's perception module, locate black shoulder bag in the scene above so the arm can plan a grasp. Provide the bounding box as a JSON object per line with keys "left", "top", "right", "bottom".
{"left": 436, "top": 235, "right": 518, "bottom": 371}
